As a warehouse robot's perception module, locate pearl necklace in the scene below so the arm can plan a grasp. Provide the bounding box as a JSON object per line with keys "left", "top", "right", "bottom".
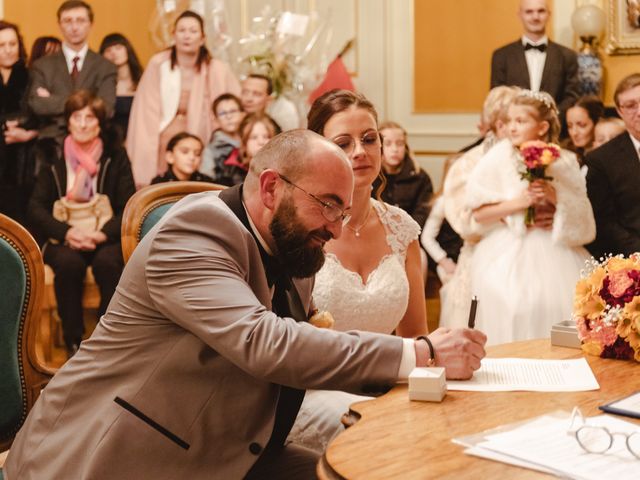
{"left": 345, "top": 203, "right": 372, "bottom": 238}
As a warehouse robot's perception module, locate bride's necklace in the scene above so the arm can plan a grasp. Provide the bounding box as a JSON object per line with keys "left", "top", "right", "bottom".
{"left": 345, "top": 203, "right": 372, "bottom": 238}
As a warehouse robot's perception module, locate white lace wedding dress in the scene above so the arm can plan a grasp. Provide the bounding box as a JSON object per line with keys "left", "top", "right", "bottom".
{"left": 287, "top": 200, "right": 420, "bottom": 452}
{"left": 466, "top": 139, "right": 596, "bottom": 346}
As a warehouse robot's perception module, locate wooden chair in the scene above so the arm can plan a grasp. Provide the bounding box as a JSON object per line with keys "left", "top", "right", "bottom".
{"left": 121, "top": 182, "right": 226, "bottom": 264}
{"left": 0, "top": 214, "right": 55, "bottom": 456}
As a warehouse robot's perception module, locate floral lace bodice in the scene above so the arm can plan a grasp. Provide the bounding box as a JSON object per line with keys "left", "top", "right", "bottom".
{"left": 313, "top": 201, "right": 420, "bottom": 333}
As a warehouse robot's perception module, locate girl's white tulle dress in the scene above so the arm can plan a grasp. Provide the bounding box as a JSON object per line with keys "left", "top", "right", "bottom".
{"left": 466, "top": 139, "right": 596, "bottom": 346}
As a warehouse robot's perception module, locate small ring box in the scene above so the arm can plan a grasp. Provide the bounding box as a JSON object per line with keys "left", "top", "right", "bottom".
{"left": 408, "top": 367, "right": 447, "bottom": 402}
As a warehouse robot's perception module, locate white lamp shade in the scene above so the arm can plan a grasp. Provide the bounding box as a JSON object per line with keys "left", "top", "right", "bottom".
{"left": 571, "top": 5, "right": 606, "bottom": 38}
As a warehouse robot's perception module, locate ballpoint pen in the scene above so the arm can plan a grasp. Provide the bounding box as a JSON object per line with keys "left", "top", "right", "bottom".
{"left": 468, "top": 296, "right": 478, "bottom": 329}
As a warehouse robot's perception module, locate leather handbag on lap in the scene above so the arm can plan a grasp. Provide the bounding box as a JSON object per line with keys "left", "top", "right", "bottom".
{"left": 51, "top": 194, "right": 113, "bottom": 242}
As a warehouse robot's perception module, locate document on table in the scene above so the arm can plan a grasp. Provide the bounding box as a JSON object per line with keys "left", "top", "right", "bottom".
{"left": 447, "top": 358, "right": 599, "bottom": 392}
{"left": 453, "top": 412, "right": 640, "bottom": 480}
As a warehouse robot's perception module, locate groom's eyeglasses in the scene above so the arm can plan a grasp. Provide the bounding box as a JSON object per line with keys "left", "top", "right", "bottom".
{"left": 277, "top": 174, "right": 352, "bottom": 226}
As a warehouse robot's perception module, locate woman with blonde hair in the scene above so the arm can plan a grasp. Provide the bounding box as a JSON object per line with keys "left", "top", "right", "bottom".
{"left": 126, "top": 10, "right": 239, "bottom": 187}
{"left": 440, "top": 86, "right": 520, "bottom": 328}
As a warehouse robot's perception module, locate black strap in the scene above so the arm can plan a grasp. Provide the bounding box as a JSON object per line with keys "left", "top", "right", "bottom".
{"left": 219, "top": 184, "right": 306, "bottom": 450}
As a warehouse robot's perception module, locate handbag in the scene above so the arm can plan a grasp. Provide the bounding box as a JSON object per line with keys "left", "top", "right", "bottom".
{"left": 51, "top": 193, "right": 113, "bottom": 242}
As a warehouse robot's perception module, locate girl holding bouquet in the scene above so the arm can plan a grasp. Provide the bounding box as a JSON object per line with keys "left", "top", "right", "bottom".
{"left": 466, "top": 90, "right": 595, "bottom": 345}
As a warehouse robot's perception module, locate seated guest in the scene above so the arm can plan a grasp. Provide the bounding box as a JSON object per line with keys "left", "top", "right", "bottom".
{"left": 28, "top": 35, "right": 61, "bottom": 68}
{"left": 564, "top": 95, "right": 604, "bottom": 167}
{"left": 28, "top": 1, "right": 116, "bottom": 144}
{"left": 150, "top": 131, "right": 213, "bottom": 184}
{"left": 373, "top": 120, "right": 433, "bottom": 229}
{"left": 0, "top": 20, "right": 39, "bottom": 225}
{"left": 586, "top": 73, "right": 640, "bottom": 257}
{"left": 200, "top": 92, "right": 244, "bottom": 178}
{"left": 126, "top": 9, "right": 239, "bottom": 187}
{"left": 4, "top": 129, "right": 486, "bottom": 479}
{"left": 467, "top": 90, "right": 595, "bottom": 345}
{"left": 592, "top": 116, "right": 626, "bottom": 149}
{"left": 99, "top": 32, "right": 143, "bottom": 140}
{"left": 28, "top": 90, "right": 135, "bottom": 356}
{"left": 213, "top": 111, "right": 279, "bottom": 186}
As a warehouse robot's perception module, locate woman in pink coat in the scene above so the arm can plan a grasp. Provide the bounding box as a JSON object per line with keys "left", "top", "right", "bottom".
{"left": 126, "top": 10, "right": 240, "bottom": 187}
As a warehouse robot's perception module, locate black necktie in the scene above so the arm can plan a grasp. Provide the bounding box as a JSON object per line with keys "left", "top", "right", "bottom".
{"left": 524, "top": 43, "right": 546, "bottom": 53}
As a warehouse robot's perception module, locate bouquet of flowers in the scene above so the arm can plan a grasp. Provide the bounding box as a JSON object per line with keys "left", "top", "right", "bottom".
{"left": 518, "top": 140, "right": 561, "bottom": 225}
{"left": 573, "top": 255, "right": 640, "bottom": 361}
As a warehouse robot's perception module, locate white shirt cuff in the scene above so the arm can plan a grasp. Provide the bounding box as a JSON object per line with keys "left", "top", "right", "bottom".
{"left": 397, "top": 338, "right": 417, "bottom": 381}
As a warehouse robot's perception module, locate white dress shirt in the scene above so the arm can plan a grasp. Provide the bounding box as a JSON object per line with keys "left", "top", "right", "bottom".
{"left": 630, "top": 133, "right": 640, "bottom": 161}
{"left": 62, "top": 43, "right": 89, "bottom": 74}
{"left": 522, "top": 35, "right": 548, "bottom": 92}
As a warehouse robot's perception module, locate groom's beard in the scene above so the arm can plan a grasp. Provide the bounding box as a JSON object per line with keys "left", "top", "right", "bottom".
{"left": 269, "top": 197, "right": 330, "bottom": 278}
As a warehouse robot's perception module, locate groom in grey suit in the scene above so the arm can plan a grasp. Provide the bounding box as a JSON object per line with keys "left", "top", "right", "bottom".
{"left": 490, "top": 0, "right": 579, "bottom": 116}
{"left": 28, "top": 1, "right": 116, "bottom": 142}
{"left": 5, "top": 130, "right": 486, "bottom": 479}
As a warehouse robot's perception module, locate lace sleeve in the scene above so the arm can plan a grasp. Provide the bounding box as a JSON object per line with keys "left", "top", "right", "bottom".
{"left": 376, "top": 201, "right": 420, "bottom": 256}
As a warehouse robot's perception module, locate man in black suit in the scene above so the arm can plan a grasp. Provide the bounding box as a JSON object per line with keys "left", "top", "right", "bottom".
{"left": 585, "top": 73, "right": 640, "bottom": 258}
{"left": 490, "top": 0, "right": 579, "bottom": 117}
{"left": 28, "top": 0, "right": 116, "bottom": 143}
{"left": 585, "top": 73, "right": 640, "bottom": 257}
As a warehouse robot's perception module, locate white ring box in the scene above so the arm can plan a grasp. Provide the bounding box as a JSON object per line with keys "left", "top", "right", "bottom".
{"left": 550, "top": 320, "right": 581, "bottom": 349}
{"left": 408, "top": 367, "right": 447, "bottom": 402}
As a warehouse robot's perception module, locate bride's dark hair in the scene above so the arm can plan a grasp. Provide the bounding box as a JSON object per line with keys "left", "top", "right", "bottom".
{"left": 307, "top": 89, "right": 386, "bottom": 200}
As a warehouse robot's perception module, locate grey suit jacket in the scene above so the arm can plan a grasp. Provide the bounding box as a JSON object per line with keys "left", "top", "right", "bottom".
{"left": 490, "top": 40, "right": 579, "bottom": 114}
{"left": 28, "top": 50, "right": 116, "bottom": 141}
{"left": 5, "top": 191, "right": 403, "bottom": 480}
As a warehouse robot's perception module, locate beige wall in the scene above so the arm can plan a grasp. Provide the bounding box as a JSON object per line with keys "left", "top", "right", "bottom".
{"left": 5, "top": 0, "right": 157, "bottom": 64}
{"left": 414, "top": 0, "right": 522, "bottom": 113}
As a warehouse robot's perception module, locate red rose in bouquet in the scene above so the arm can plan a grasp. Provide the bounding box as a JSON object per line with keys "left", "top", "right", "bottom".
{"left": 519, "top": 140, "right": 561, "bottom": 225}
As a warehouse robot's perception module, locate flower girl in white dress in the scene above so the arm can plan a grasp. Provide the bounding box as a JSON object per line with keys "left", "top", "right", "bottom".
{"left": 467, "top": 90, "right": 595, "bottom": 346}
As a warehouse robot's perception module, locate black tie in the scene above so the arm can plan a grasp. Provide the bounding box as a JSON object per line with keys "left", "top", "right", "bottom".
{"left": 524, "top": 43, "right": 546, "bottom": 53}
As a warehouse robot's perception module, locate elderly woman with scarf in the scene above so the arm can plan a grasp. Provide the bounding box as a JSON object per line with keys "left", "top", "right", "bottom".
{"left": 126, "top": 10, "right": 240, "bottom": 187}
{"left": 29, "top": 90, "right": 135, "bottom": 356}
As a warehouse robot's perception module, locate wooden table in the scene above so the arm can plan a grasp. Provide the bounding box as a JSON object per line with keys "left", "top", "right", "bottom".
{"left": 318, "top": 339, "right": 640, "bottom": 479}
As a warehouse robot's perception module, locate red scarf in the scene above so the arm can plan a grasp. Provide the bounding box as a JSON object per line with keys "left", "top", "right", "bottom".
{"left": 64, "top": 135, "right": 103, "bottom": 202}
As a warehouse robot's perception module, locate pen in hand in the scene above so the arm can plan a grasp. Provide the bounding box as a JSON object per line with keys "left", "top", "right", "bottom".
{"left": 468, "top": 296, "right": 478, "bottom": 329}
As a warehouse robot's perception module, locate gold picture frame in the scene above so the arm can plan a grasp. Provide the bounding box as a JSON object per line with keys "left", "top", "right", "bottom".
{"left": 606, "top": 0, "right": 640, "bottom": 54}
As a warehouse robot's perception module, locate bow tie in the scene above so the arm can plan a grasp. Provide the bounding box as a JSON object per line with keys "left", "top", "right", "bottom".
{"left": 524, "top": 43, "right": 546, "bottom": 52}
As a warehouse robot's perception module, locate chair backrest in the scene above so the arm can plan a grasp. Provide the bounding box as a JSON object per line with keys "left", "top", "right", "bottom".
{"left": 121, "top": 181, "right": 226, "bottom": 263}
{"left": 0, "top": 214, "right": 54, "bottom": 452}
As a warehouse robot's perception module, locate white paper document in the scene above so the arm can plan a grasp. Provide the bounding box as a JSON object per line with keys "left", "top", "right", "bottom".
{"left": 447, "top": 358, "right": 599, "bottom": 392}
{"left": 454, "top": 413, "right": 640, "bottom": 480}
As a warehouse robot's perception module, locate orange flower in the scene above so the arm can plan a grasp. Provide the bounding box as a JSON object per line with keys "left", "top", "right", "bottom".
{"left": 581, "top": 341, "right": 603, "bottom": 357}
{"left": 607, "top": 257, "right": 639, "bottom": 272}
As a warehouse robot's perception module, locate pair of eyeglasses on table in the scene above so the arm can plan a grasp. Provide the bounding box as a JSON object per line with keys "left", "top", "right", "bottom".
{"left": 568, "top": 407, "right": 640, "bottom": 459}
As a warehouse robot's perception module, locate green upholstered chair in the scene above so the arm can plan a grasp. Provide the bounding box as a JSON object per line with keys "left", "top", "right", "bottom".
{"left": 121, "top": 182, "right": 225, "bottom": 264}
{"left": 0, "top": 214, "right": 55, "bottom": 457}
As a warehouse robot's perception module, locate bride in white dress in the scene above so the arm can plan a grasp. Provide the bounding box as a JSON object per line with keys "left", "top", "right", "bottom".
{"left": 287, "top": 90, "right": 428, "bottom": 452}
{"left": 467, "top": 90, "right": 595, "bottom": 346}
